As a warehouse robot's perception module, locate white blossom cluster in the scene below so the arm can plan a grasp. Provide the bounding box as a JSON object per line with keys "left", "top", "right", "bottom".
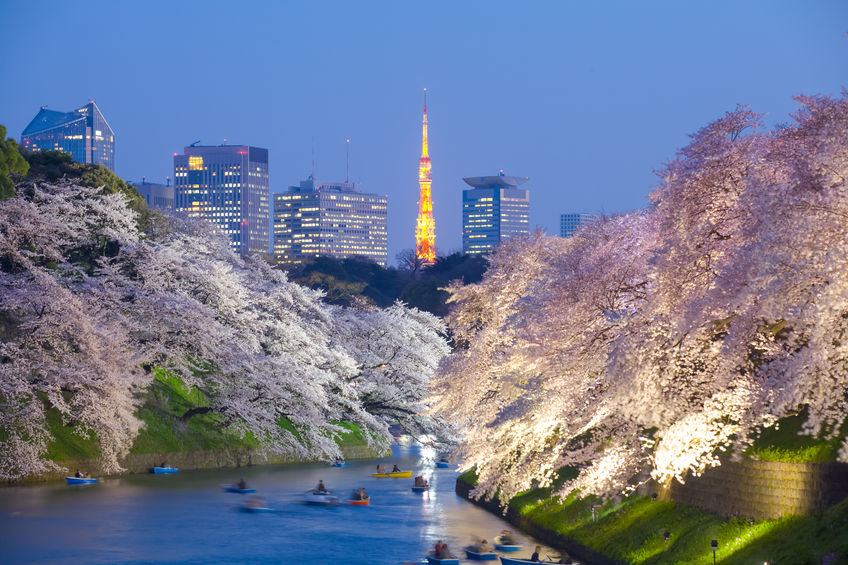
{"left": 432, "top": 93, "right": 848, "bottom": 502}
{"left": 0, "top": 182, "right": 450, "bottom": 480}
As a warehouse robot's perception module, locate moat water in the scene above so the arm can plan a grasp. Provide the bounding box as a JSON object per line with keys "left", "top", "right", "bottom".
{"left": 0, "top": 443, "right": 566, "bottom": 564}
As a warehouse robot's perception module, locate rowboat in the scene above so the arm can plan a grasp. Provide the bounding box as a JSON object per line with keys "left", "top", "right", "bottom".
{"left": 347, "top": 497, "right": 370, "bottom": 506}
{"left": 151, "top": 466, "right": 179, "bottom": 474}
{"left": 464, "top": 546, "right": 498, "bottom": 560}
{"left": 436, "top": 460, "right": 450, "bottom": 468}
{"left": 371, "top": 471, "right": 412, "bottom": 478}
{"left": 331, "top": 461, "right": 346, "bottom": 467}
{"left": 498, "top": 557, "right": 561, "bottom": 565}
{"left": 494, "top": 536, "right": 522, "bottom": 552}
{"left": 221, "top": 484, "right": 256, "bottom": 493}
{"left": 66, "top": 476, "right": 97, "bottom": 485}
{"left": 412, "top": 485, "right": 429, "bottom": 493}
{"left": 426, "top": 552, "right": 459, "bottom": 564}
{"left": 303, "top": 490, "right": 340, "bottom": 506}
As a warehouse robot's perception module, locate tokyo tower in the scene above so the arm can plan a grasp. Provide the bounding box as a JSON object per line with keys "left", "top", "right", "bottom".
{"left": 415, "top": 89, "right": 436, "bottom": 264}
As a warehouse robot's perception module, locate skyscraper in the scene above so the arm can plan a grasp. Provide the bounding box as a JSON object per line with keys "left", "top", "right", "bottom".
{"left": 274, "top": 178, "right": 388, "bottom": 266}
{"left": 21, "top": 101, "right": 115, "bottom": 170}
{"left": 415, "top": 91, "right": 436, "bottom": 264}
{"left": 462, "top": 172, "right": 530, "bottom": 255}
{"left": 560, "top": 213, "right": 597, "bottom": 238}
{"left": 173, "top": 145, "right": 269, "bottom": 257}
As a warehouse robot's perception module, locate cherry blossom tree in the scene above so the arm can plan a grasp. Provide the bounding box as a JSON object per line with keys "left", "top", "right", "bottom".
{"left": 0, "top": 179, "right": 451, "bottom": 479}
{"left": 433, "top": 92, "right": 848, "bottom": 502}
{"left": 331, "top": 301, "right": 451, "bottom": 443}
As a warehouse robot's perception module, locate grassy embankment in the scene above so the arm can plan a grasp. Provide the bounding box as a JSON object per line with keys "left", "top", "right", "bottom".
{"left": 46, "top": 369, "right": 375, "bottom": 467}
{"left": 460, "top": 414, "right": 848, "bottom": 565}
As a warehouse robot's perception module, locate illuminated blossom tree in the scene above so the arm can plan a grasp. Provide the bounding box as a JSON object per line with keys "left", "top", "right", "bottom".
{"left": 433, "top": 92, "right": 848, "bottom": 502}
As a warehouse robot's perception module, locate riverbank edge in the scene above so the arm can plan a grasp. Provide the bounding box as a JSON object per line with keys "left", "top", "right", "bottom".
{"left": 455, "top": 474, "right": 625, "bottom": 565}
{"left": 12, "top": 443, "right": 392, "bottom": 485}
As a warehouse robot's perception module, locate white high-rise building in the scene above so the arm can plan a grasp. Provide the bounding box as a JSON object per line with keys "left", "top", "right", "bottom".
{"left": 274, "top": 178, "right": 388, "bottom": 266}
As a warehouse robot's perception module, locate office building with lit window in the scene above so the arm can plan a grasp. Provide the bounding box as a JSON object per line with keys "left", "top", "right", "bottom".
{"left": 21, "top": 101, "right": 115, "bottom": 171}
{"left": 274, "top": 178, "right": 388, "bottom": 266}
{"left": 462, "top": 173, "right": 530, "bottom": 255}
{"left": 560, "top": 213, "right": 597, "bottom": 237}
{"left": 173, "top": 145, "right": 269, "bottom": 257}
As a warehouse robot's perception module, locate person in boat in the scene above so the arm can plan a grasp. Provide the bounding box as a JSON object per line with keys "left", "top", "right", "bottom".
{"left": 434, "top": 540, "right": 445, "bottom": 557}
{"left": 376, "top": 464, "right": 385, "bottom": 473}
{"left": 351, "top": 487, "right": 368, "bottom": 500}
{"left": 438, "top": 543, "right": 453, "bottom": 558}
{"left": 531, "top": 545, "right": 541, "bottom": 562}
{"left": 414, "top": 475, "right": 428, "bottom": 487}
{"left": 237, "top": 478, "right": 247, "bottom": 490}
{"left": 74, "top": 470, "right": 85, "bottom": 478}
{"left": 476, "top": 539, "right": 491, "bottom": 553}
{"left": 246, "top": 495, "right": 264, "bottom": 509}
{"left": 392, "top": 464, "right": 401, "bottom": 473}
{"left": 499, "top": 530, "right": 517, "bottom": 545}
{"left": 315, "top": 480, "right": 327, "bottom": 493}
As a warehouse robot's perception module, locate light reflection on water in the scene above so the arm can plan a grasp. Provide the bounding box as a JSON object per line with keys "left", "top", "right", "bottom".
{"left": 0, "top": 444, "right": 559, "bottom": 564}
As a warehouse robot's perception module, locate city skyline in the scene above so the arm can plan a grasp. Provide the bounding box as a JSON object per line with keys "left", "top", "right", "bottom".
{"left": 1, "top": 1, "right": 845, "bottom": 263}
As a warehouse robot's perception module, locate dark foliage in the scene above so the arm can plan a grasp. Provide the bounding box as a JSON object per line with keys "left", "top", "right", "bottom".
{"left": 284, "top": 252, "right": 488, "bottom": 317}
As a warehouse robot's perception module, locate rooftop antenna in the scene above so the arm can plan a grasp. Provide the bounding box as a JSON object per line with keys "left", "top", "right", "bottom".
{"left": 189, "top": 140, "right": 201, "bottom": 147}
{"left": 346, "top": 138, "right": 350, "bottom": 183}
{"left": 311, "top": 136, "right": 316, "bottom": 181}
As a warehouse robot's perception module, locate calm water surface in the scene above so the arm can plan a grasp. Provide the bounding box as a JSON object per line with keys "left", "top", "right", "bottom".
{"left": 0, "top": 443, "right": 564, "bottom": 564}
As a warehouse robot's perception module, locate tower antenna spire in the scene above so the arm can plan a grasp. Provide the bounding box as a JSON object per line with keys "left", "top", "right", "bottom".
{"left": 346, "top": 138, "right": 350, "bottom": 183}
{"left": 415, "top": 88, "right": 436, "bottom": 265}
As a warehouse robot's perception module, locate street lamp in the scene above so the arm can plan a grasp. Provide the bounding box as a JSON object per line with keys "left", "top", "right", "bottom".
{"left": 711, "top": 539, "right": 718, "bottom": 565}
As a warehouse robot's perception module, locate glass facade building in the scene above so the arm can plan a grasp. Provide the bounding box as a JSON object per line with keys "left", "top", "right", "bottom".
{"left": 274, "top": 178, "right": 388, "bottom": 266}
{"left": 174, "top": 145, "right": 269, "bottom": 257}
{"left": 560, "top": 213, "right": 597, "bottom": 238}
{"left": 21, "top": 101, "right": 115, "bottom": 171}
{"left": 462, "top": 173, "right": 530, "bottom": 255}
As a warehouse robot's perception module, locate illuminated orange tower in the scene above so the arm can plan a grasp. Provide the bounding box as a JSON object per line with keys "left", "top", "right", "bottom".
{"left": 415, "top": 89, "right": 436, "bottom": 264}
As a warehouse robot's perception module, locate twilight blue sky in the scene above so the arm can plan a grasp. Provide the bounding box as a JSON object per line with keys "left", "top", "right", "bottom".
{"left": 1, "top": 1, "right": 846, "bottom": 262}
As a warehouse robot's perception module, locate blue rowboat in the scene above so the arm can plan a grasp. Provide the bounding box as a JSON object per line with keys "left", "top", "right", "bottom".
{"left": 436, "top": 460, "right": 450, "bottom": 468}
{"left": 494, "top": 537, "right": 522, "bottom": 552}
{"left": 464, "top": 546, "right": 498, "bottom": 560}
{"left": 331, "top": 461, "right": 346, "bottom": 467}
{"left": 66, "top": 476, "right": 97, "bottom": 485}
{"left": 221, "top": 484, "right": 256, "bottom": 493}
{"left": 151, "top": 467, "right": 179, "bottom": 474}
{"left": 426, "top": 552, "right": 459, "bottom": 565}
{"left": 412, "top": 485, "right": 429, "bottom": 493}
{"left": 498, "top": 557, "right": 560, "bottom": 565}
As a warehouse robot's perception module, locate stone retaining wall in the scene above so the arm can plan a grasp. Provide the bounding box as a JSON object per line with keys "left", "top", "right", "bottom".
{"left": 33, "top": 443, "right": 389, "bottom": 482}
{"left": 455, "top": 475, "right": 625, "bottom": 565}
{"left": 659, "top": 459, "right": 848, "bottom": 520}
